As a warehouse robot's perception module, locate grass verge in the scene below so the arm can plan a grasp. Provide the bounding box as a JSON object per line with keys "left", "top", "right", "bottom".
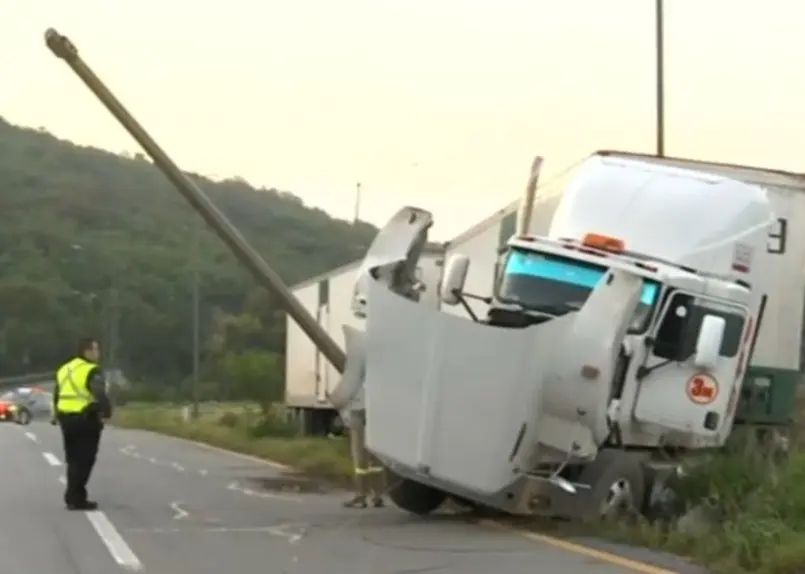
{"left": 112, "top": 402, "right": 353, "bottom": 482}
{"left": 511, "top": 443, "right": 805, "bottom": 574}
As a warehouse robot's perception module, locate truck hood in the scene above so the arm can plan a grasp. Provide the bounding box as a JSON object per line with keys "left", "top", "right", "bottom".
{"left": 350, "top": 206, "right": 433, "bottom": 318}
{"left": 328, "top": 206, "right": 433, "bottom": 416}
{"left": 362, "top": 265, "right": 643, "bottom": 496}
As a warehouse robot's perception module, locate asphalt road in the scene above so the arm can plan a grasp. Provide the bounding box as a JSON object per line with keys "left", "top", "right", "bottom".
{"left": 0, "top": 420, "right": 695, "bottom": 574}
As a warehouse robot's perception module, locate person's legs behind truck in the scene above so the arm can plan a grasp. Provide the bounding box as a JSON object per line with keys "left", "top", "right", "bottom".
{"left": 343, "top": 409, "right": 385, "bottom": 508}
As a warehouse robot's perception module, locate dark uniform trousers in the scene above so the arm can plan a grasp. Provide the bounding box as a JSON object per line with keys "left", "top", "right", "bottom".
{"left": 58, "top": 412, "right": 102, "bottom": 505}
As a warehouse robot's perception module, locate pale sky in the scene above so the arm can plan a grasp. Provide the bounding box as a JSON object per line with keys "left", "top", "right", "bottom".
{"left": 3, "top": 0, "right": 804, "bottom": 240}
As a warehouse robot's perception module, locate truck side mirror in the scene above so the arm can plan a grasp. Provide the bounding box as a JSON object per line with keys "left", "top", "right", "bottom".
{"left": 439, "top": 254, "right": 470, "bottom": 306}
{"left": 693, "top": 315, "right": 726, "bottom": 370}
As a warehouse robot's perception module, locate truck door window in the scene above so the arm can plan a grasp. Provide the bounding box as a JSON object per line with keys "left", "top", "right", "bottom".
{"left": 653, "top": 293, "right": 692, "bottom": 360}
{"left": 653, "top": 293, "right": 745, "bottom": 360}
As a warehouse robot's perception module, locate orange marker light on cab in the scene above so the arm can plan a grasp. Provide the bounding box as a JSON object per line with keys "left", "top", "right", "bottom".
{"left": 581, "top": 233, "right": 625, "bottom": 253}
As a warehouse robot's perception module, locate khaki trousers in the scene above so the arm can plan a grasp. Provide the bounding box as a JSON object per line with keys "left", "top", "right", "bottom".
{"left": 348, "top": 409, "right": 385, "bottom": 497}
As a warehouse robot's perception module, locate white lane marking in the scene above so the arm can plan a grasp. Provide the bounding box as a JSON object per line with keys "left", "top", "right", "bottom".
{"left": 190, "top": 439, "right": 291, "bottom": 470}
{"left": 126, "top": 526, "right": 274, "bottom": 534}
{"left": 24, "top": 431, "right": 38, "bottom": 443}
{"left": 58, "top": 475, "right": 66, "bottom": 485}
{"left": 198, "top": 469, "right": 208, "bottom": 476}
{"left": 121, "top": 445, "right": 194, "bottom": 475}
{"left": 267, "top": 523, "right": 306, "bottom": 544}
{"left": 43, "top": 452, "right": 62, "bottom": 466}
{"left": 170, "top": 501, "right": 189, "bottom": 520}
{"left": 120, "top": 445, "right": 138, "bottom": 457}
{"left": 112, "top": 429, "right": 291, "bottom": 471}
{"left": 86, "top": 511, "right": 143, "bottom": 571}
{"left": 125, "top": 524, "right": 307, "bottom": 540}
{"left": 226, "top": 481, "right": 301, "bottom": 502}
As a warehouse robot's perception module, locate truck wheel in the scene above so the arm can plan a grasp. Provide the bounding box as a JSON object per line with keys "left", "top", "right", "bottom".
{"left": 388, "top": 475, "right": 447, "bottom": 516}
{"left": 578, "top": 450, "right": 646, "bottom": 521}
{"left": 15, "top": 408, "right": 31, "bottom": 426}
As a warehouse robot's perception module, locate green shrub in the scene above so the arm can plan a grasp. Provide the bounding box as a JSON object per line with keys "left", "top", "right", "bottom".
{"left": 627, "top": 446, "right": 804, "bottom": 573}
{"left": 248, "top": 414, "right": 296, "bottom": 438}
{"left": 217, "top": 411, "right": 240, "bottom": 428}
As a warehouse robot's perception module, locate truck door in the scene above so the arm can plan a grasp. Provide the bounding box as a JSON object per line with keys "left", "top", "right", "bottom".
{"left": 633, "top": 291, "right": 748, "bottom": 437}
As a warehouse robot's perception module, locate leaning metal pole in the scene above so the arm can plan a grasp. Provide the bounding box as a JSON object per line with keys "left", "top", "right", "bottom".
{"left": 44, "top": 28, "right": 346, "bottom": 373}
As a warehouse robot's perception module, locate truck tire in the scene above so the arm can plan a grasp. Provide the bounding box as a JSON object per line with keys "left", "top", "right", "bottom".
{"left": 15, "top": 408, "right": 31, "bottom": 426}
{"left": 578, "top": 450, "right": 646, "bottom": 521}
{"left": 388, "top": 475, "right": 447, "bottom": 516}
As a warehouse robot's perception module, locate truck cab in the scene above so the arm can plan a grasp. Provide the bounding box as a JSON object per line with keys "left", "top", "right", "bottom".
{"left": 475, "top": 231, "right": 759, "bottom": 450}
{"left": 440, "top": 153, "right": 775, "bottom": 455}
{"left": 350, "top": 152, "right": 780, "bottom": 518}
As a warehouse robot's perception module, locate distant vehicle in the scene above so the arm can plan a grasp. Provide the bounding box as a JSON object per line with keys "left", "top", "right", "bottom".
{"left": 0, "top": 387, "right": 53, "bottom": 425}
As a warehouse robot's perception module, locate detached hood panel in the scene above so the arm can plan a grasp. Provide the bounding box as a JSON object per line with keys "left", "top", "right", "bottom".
{"left": 362, "top": 269, "right": 643, "bottom": 495}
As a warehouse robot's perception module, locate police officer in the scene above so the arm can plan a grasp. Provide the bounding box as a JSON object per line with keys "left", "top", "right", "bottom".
{"left": 54, "top": 337, "right": 112, "bottom": 511}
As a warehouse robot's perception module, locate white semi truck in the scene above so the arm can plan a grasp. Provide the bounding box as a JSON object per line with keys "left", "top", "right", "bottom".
{"left": 48, "top": 29, "right": 802, "bottom": 520}
{"left": 343, "top": 151, "right": 804, "bottom": 518}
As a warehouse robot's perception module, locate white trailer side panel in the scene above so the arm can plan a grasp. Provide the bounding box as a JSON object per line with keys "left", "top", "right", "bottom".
{"left": 321, "top": 266, "right": 362, "bottom": 404}
{"left": 284, "top": 281, "right": 322, "bottom": 408}
{"left": 755, "top": 187, "right": 805, "bottom": 369}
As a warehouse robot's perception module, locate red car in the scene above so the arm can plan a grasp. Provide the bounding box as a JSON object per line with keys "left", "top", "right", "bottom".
{"left": 0, "top": 387, "right": 50, "bottom": 425}
{"left": 0, "top": 399, "right": 17, "bottom": 421}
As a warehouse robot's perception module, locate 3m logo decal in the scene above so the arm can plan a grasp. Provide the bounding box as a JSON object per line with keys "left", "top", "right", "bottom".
{"left": 686, "top": 373, "right": 719, "bottom": 405}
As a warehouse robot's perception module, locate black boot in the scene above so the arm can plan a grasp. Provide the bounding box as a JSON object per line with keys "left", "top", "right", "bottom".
{"left": 66, "top": 500, "right": 98, "bottom": 511}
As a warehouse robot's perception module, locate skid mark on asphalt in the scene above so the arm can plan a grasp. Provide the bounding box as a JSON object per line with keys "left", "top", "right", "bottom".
{"left": 226, "top": 480, "right": 301, "bottom": 502}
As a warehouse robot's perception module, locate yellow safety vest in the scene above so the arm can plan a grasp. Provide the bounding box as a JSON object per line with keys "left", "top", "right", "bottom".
{"left": 56, "top": 357, "right": 97, "bottom": 414}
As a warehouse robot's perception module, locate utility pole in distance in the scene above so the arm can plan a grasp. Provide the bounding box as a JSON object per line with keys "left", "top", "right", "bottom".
{"left": 655, "top": 0, "right": 666, "bottom": 157}
{"left": 191, "top": 216, "right": 201, "bottom": 420}
{"left": 353, "top": 181, "right": 362, "bottom": 223}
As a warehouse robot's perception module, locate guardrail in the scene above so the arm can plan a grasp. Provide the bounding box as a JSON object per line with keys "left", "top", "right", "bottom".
{"left": 0, "top": 372, "right": 55, "bottom": 390}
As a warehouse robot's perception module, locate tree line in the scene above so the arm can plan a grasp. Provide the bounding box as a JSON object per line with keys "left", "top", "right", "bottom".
{"left": 0, "top": 116, "right": 376, "bottom": 405}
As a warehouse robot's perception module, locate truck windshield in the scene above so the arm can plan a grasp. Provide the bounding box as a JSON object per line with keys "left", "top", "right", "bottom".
{"left": 496, "top": 248, "right": 660, "bottom": 332}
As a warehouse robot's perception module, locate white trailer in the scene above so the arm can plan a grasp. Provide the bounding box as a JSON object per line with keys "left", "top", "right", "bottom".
{"left": 285, "top": 246, "right": 445, "bottom": 435}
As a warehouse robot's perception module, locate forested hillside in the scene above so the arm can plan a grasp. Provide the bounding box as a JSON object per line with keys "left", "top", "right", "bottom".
{"left": 0, "top": 116, "right": 377, "bottom": 396}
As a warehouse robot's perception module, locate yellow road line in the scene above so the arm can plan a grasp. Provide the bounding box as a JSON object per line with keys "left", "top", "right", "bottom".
{"left": 481, "top": 520, "right": 680, "bottom": 574}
